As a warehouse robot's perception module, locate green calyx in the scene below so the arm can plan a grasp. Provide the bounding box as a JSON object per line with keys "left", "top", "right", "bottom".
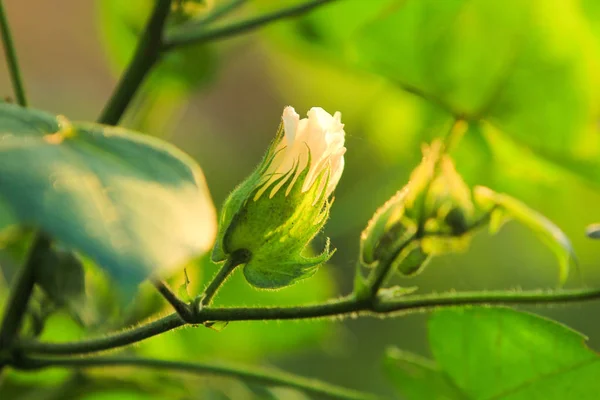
{"left": 212, "top": 125, "right": 335, "bottom": 289}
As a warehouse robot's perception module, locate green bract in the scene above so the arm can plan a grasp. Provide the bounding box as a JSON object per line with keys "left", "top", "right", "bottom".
{"left": 212, "top": 107, "right": 346, "bottom": 289}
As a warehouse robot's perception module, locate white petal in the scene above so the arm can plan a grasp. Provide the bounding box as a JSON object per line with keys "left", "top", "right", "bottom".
{"left": 282, "top": 106, "right": 299, "bottom": 144}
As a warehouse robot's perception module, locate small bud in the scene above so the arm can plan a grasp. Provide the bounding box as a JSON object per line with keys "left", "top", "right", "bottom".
{"left": 360, "top": 140, "right": 476, "bottom": 276}
{"left": 213, "top": 106, "right": 346, "bottom": 289}
{"left": 360, "top": 189, "right": 417, "bottom": 266}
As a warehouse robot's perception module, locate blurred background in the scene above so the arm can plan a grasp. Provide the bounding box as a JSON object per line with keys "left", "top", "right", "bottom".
{"left": 2, "top": 0, "right": 600, "bottom": 398}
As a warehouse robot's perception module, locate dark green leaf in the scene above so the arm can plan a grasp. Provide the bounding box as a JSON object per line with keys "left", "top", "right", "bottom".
{"left": 35, "top": 248, "right": 86, "bottom": 311}
{"left": 385, "top": 347, "right": 467, "bottom": 400}
{"left": 429, "top": 307, "right": 600, "bottom": 399}
{"left": 0, "top": 104, "right": 216, "bottom": 293}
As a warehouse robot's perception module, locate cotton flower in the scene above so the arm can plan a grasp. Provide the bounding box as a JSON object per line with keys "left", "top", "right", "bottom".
{"left": 212, "top": 106, "right": 346, "bottom": 289}
{"left": 257, "top": 106, "right": 346, "bottom": 199}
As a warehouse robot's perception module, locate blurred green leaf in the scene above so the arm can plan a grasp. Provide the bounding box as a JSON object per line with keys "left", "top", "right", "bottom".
{"left": 35, "top": 248, "right": 86, "bottom": 318}
{"left": 279, "top": 0, "right": 600, "bottom": 192}
{"left": 385, "top": 347, "right": 466, "bottom": 400}
{"left": 474, "top": 186, "right": 576, "bottom": 284}
{"left": 0, "top": 104, "right": 216, "bottom": 294}
{"left": 428, "top": 307, "right": 600, "bottom": 399}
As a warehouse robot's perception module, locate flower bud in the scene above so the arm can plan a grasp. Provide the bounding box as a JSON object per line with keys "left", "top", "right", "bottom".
{"left": 360, "top": 140, "right": 476, "bottom": 275}
{"left": 212, "top": 106, "right": 346, "bottom": 289}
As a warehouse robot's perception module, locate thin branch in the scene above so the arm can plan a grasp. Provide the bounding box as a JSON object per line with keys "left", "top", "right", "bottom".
{"left": 196, "top": 0, "right": 248, "bottom": 26}
{"left": 98, "top": 0, "right": 172, "bottom": 125}
{"left": 163, "top": 0, "right": 338, "bottom": 50}
{"left": 15, "top": 355, "right": 380, "bottom": 400}
{"left": 17, "top": 313, "right": 185, "bottom": 356}
{"left": 151, "top": 279, "right": 193, "bottom": 321}
{"left": 0, "top": 0, "right": 27, "bottom": 106}
{"left": 199, "top": 256, "right": 244, "bottom": 307}
{"left": 17, "top": 287, "right": 600, "bottom": 356}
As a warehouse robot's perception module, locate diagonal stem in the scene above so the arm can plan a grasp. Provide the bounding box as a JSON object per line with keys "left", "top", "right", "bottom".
{"left": 97, "top": 0, "right": 172, "bottom": 125}
{"left": 0, "top": 234, "right": 50, "bottom": 377}
{"left": 0, "top": 0, "right": 27, "bottom": 106}
{"left": 151, "top": 279, "right": 193, "bottom": 321}
{"left": 164, "top": 0, "right": 338, "bottom": 49}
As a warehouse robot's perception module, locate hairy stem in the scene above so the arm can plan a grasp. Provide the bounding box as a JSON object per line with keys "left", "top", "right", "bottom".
{"left": 98, "top": 0, "right": 172, "bottom": 125}
{"left": 152, "top": 279, "right": 193, "bottom": 321}
{"left": 164, "top": 0, "right": 338, "bottom": 49}
{"left": 14, "top": 355, "right": 379, "bottom": 400}
{"left": 18, "top": 287, "right": 600, "bottom": 356}
{"left": 0, "top": 0, "right": 27, "bottom": 106}
{"left": 366, "top": 238, "right": 415, "bottom": 297}
{"left": 200, "top": 256, "right": 244, "bottom": 307}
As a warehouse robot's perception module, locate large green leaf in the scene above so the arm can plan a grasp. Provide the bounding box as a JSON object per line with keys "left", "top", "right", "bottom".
{"left": 0, "top": 104, "right": 216, "bottom": 291}
{"left": 277, "top": 0, "right": 600, "bottom": 190}
{"left": 427, "top": 307, "right": 600, "bottom": 399}
{"left": 385, "top": 347, "right": 467, "bottom": 400}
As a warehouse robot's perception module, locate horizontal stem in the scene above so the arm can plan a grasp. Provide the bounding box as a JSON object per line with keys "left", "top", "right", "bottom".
{"left": 18, "top": 287, "right": 600, "bottom": 356}
{"left": 18, "top": 313, "right": 185, "bottom": 355}
{"left": 15, "top": 355, "right": 379, "bottom": 400}
{"left": 164, "top": 0, "right": 337, "bottom": 49}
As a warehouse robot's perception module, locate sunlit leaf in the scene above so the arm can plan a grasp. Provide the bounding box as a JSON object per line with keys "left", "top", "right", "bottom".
{"left": 428, "top": 307, "right": 600, "bottom": 399}
{"left": 0, "top": 104, "right": 216, "bottom": 294}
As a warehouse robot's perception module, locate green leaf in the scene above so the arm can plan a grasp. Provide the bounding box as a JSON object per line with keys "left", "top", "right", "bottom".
{"left": 474, "top": 186, "right": 576, "bottom": 284}
{"left": 281, "top": 0, "right": 600, "bottom": 192}
{"left": 428, "top": 307, "right": 600, "bottom": 399}
{"left": 385, "top": 347, "right": 467, "bottom": 400}
{"left": 0, "top": 104, "right": 216, "bottom": 292}
{"left": 34, "top": 247, "right": 85, "bottom": 313}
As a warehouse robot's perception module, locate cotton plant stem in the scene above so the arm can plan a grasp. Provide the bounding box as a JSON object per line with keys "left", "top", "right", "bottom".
{"left": 199, "top": 257, "right": 242, "bottom": 307}
{"left": 0, "top": 0, "right": 27, "bottom": 106}
{"left": 14, "top": 355, "right": 380, "bottom": 400}
{"left": 164, "top": 0, "right": 338, "bottom": 49}
{"left": 151, "top": 279, "right": 193, "bottom": 321}
{"left": 17, "top": 287, "right": 600, "bottom": 357}
{"left": 97, "top": 0, "right": 172, "bottom": 125}
{"left": 0, "top": 235, "right": 50, "bottom": 376}
{"left": 0, "top": 0, "right": 46, "bottom": 378}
